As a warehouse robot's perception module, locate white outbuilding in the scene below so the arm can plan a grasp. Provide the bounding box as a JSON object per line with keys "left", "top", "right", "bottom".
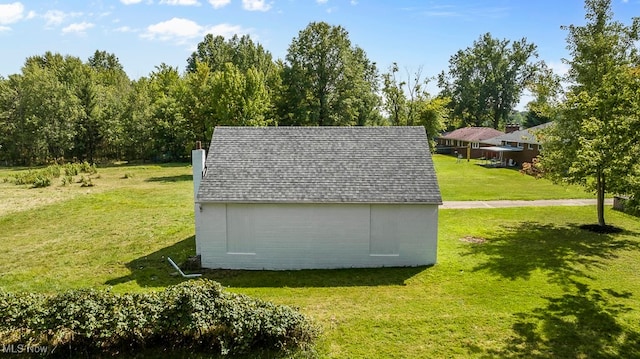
{"left": 192, "top": 126, "right": 442, "bottom": 270}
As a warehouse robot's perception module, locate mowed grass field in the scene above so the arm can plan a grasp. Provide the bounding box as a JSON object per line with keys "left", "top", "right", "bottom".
{"left": 432, "top": 154, "right": 591, "bottom": 200}
{"left": 1, "top": 161, "right": 639, "bottom": 358}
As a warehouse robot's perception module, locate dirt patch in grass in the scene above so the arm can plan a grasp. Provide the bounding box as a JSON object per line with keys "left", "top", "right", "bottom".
{"left": 459, "top": 236, "right": 487, "bottom": 244}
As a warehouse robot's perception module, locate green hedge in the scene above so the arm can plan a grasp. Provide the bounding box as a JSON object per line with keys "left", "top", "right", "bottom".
{"left": 0, "top": 280, "right": 318, "bottom": 357}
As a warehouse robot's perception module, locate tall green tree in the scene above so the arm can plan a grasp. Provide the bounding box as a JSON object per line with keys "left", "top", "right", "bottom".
{"left": 13, "top": 51, "right": 130, "bottom": 163}
{"left": 121, "top": 77, "right": 155, "bottom": 161}
{"left": 186, "top": 34, "right": 278, "bottom": 132}
{"left": 541, "top": 0, "right": 640, "bottom": 227}
{"left": 279, "top": 21, "right": 380, "bottom": 126}
{"left": 439, "top": 33, "right": 539, "bottom": 129}
{"left": 210, "top": 63, "right": 273, "bottom": 127}
{"left": 381, "top": 63, "right": 407, "bottom": 126}
{"left": 0, "top": 75, "right": 18, "bottom": 164}
{"left": 148, "top": 64, "right": 191, "bottom": 161}
{"left": 381, "top": 64, "right": 432, "bottom": 126}
{"left": 344, "top": 47, "right": 382, "bottom": 126}
{"left": 183, "top": 61, "right": 215, "bottom": 147}
{"left": 14, "top": 54, "right": 85, "bottom": 163}
{"left": 418, "top": 96, "right": 450, "bottom": 151}
{"left": 72, "top": 67, "right": 100, "bottom": 162}
{"left": 380, "top": 64, "right": 448, "bottom": 149}
{"left": 86, "top": 51, "right": 131, "bottom": 160}
{"left": 525, "top": 62, "right": 563, "bottom": 127}
{"left": 404, "top": 66, "right": 430, "bottom": 127}
{"left": 186, "top": 34, "right": 275, "bottom": 75}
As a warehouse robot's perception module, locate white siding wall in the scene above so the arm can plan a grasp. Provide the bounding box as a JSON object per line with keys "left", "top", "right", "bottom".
{"left": 196, "top": 203, "right": 438, "bottom": 270}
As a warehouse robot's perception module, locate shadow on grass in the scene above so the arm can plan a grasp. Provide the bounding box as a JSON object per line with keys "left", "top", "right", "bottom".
{"left": 105, "top": 236, "right": 198, "bottom": 288}
{"left": 105, "top": 235, "right": 428, "bottom": 288}
{"left": 488, "top": 280, "right": 640, "bottom": 358}
{"left": 145, "top": 174, "right": 193, "bottom": 183}
{"left": 463, "top": 222, "right": 640, "bottom": 285}
{"left": 473, "top": 162, "right": 522, "bottom": 172}
{"left": 201, "top": 265, "right": 430, "bottom": 288}
{"left": 462, "top": 222, "right": 640, "bottom": 358}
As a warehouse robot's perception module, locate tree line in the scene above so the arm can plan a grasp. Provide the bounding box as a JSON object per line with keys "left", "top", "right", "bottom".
{"left": 0, "top": 20, "right": 554, "bottom": 165}
{"left": 1, "top": 0, "right": 638, "bottom": 227}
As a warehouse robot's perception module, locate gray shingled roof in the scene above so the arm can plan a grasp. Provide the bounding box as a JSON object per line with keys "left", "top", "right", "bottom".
{"left": 197, "top": 126, "right": 442, "bottom": 204}
{"left": 483, "top": 122, "right": 553, "bottom": 145}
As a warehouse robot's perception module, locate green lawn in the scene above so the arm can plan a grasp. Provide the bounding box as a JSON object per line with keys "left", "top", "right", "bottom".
{"left": 1, "top": 163, "right": 639, "bottom": 358}
{"left": 433, "top": 154, "right": 592, "bottom": 200}
{"left": 0, "top": 164, "right": 195, "bottom": 292}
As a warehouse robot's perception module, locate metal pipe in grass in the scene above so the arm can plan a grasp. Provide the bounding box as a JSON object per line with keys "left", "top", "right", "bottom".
{"left": 167, "top": 257, "right": 202, "bottom": 278}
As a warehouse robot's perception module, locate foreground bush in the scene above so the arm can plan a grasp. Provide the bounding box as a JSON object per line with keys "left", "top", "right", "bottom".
{"left": 0, "top": 280, "right": 318, "bottom": 357}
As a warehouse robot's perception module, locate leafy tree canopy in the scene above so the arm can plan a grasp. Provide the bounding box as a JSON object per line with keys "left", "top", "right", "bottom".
{"left": 439, "top": 32, "right": 539, "bottom": 129}
{"left": 186, "top": 34, "right": 275, "bottom": 75}
{"left": 381, "top": 63, "right": 449, "bottom": 149}
{"left": 279, "top": 21, "right": 380, "bottom": 126}
{"left": 541, "top": 0, "right": 640, "bottom": 227}
{"left": 525, "top": 62, "right": 563, "bottom": 127}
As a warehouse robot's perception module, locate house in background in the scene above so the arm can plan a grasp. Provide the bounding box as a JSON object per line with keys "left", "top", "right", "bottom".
{"left": 482, "top": 122, "right": 552, "bottom": 166}
{"left": 192, "top": 126, "right": 442, "bottom": 270}
{"left": 436, "top": 127, "right": 505, "bottom": 158}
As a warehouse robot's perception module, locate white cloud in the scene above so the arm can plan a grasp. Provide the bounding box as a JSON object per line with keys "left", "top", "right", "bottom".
{"left": 209, "top": 0, "right": 231, "bottom": 9}
{"left": 0, "top": 2, "right": 24, "bottom": 25}
{"left": 114, "top": 25, "right": 135, "bottom": 32}
{"left": 43, "top": 10, "right": 83, "bottom": 27}
{"left": 120, "top": 0, "right": 144, "bottom": 4}
{"left": 62, "top": 21, "right": 94, "bottom": 35}
{"left": 423, "top": 11, "right": 460, "bottom": 17}
{"left": 203, "top": 23, "right": 248, "bottom": 38}
{"left": 242, "top": 0, "right": 271, "bottom": 11}
{"left": 143, "top": 17, "right": 204, "bottom": 41}
{"left": 43, "top": 10, "right": 66, "bottom": 26}
{"left": 160, "top": 0, "right": 201, "bottom": 5}
{"left": 350, "top": 0, "right": 358, "bottom": 5}
{"left": 0, "top": 25, "right": 11, "bottom": 32}
{"left": 142, "top": 17, "right": 249, "bottom": 44}
{"left": 419, "top": 5, "right": 461, "bottom": 18}
{"left": 316, "top": 0, "right": 328, "bottom": 4}
{"left": 418, "top": 4, "right": 508, "bottom": 19}
{"left": 548, "top": 61, "right": 570, "bottom": 77}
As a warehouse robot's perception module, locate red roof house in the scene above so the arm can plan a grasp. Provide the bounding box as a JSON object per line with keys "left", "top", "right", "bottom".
{"left": 437, "top": 127, "right": 504, "bottom": 159}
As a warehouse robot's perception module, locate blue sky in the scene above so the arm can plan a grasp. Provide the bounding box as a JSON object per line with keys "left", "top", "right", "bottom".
{"left": 0, "top": 0, "right": 638, "bottom": 93}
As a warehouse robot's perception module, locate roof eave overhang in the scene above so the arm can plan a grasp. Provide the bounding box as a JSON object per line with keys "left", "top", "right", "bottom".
{"left": 196, "top": 199, "right": 443, "bottom": 206}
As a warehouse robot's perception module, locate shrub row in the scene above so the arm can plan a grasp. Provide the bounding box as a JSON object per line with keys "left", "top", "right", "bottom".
{"left": 4, "top": 162, "right": 98, "bottom": 188}
{"left": 621, "top": 196, "right": 640, "bottom": 217}
{"left": 0, "top": 280, "right": 318, "bottom": 357}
